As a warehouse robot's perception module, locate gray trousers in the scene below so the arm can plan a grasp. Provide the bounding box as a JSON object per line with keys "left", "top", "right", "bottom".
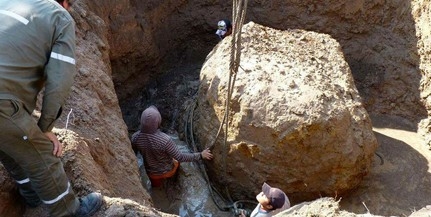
{"left": 0, "top": 99, "right": 79, "bottom": 216}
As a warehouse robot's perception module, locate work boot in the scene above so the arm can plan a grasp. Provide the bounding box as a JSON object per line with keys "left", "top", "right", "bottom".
{"left": 75, "top": 192, "right": 103, "bottom": 217}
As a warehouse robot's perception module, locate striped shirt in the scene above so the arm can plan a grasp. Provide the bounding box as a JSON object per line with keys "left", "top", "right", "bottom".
{"left": 132, "top": 130, "right": 201, "bottom": 174}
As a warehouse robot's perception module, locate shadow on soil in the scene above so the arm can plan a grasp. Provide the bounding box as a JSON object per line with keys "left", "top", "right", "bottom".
{"left": 340, "top": 115, "right": 431, "bottom": 216}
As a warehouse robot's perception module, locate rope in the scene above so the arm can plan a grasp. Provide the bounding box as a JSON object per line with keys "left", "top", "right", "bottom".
{"left": 222, "top": 0, "right": 249, "bottom": 188}
{"left": 208, "top": 1, "right": 249, "bottom": 150}
{"left": 184, "top": 99, "right": 233, "bottom": 211}
{"left": 183, "top": 0, "right": 254, "bottom": 215}
{"left": 184, "top": 100, "right": 258, "bottom": 214}
{"left": 65, "top": 108, "right": 74, "bottom": 131}
{"left": 375, "top": 152, "right": 384, "bottom": 165}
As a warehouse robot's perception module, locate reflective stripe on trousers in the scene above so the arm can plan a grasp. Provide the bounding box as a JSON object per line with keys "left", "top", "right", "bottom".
{"left": 0, "top": 99, "right": 79, "bottom": 216}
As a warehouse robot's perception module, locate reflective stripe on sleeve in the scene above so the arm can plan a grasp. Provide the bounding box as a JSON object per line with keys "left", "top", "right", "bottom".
{"left": 41, "top": 182, "right": 71, "bottom": 205}
{"left": 0, "top": 10, "right": 29, "bottom": 25}
{"left": 50, "top": 52, "right": 76, "bottom": 65}
{"left": 16, "top": 178, "right": 30, "bottom": 184}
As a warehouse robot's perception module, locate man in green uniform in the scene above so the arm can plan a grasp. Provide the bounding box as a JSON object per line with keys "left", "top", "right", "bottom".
{"left": 0, "top": 0, "right": 103, "bottom": 216}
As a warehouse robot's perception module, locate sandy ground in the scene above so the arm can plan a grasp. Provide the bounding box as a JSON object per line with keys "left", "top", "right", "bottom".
{"left": 340, "top": 114, "right": 431, "bottom": 216}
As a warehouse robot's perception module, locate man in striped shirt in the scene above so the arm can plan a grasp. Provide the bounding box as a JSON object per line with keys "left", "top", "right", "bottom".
{"left": 0, "top": 0, "right": 102, "bottom": 216}
{"left": 132, "top": 105, "right": 213, "bottom": 187}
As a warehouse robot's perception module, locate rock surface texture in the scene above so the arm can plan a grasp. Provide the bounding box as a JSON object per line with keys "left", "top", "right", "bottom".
{"left": 0, "top": 0, "right": 430, "bottom": 216}
{"left": 416, "top": 0, "right": 431, "bottom": 146}
{"left": 194, "top": 22, "right": 378, "bottom": 203}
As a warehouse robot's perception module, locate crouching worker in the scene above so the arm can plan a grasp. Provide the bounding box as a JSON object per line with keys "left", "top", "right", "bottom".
{"left": 131, "top": 105, "right": 213, "bottom": 187}
{"left": 241, "top": 182, "right": 291, "bottom": 217}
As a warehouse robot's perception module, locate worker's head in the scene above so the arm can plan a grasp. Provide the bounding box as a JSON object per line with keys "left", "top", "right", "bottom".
{"left": 55, "top": 0, "right": 73, "bottom": 10}
{"left": 140, "top": 106, "right": 162, "bottom": 134}
{"left": 215, "top": 19, "right": 232, "bottom": 39}
{"left": 256, "top": 182, "right": 286, "bottom": 211}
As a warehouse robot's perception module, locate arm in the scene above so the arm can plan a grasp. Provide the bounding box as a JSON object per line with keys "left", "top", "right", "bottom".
{"left": 165, "top": 139, "right": 200, "bottom": 162}
{"left": 39, "top": 16, "right": 76, "bottom": 157}
{"left": 38, "top": 19, "right": 76, "bottom": 133}
{"left": 131, "top": 131, "right": 140, "bottom": 154}
{"left": 164, "top": 138, "right": 213, "bottom": 162}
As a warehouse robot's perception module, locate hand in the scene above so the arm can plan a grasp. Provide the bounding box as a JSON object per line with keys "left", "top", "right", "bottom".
{"left": 44, "top": 132, "right": 63, "bottom": 157}
{"left": 201, "top": 148, "right": 213, "bottom": 160}
{"left": 239, "top": 209, "right": 246, "bottom": 217}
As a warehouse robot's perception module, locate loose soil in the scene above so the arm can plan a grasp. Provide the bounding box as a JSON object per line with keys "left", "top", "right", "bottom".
{"left": 340, "top": 114, "right": 431, "bottom": 216}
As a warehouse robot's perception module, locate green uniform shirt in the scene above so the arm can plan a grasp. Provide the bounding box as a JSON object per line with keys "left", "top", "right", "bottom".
{"left": 0, "top": 0, "right": 76, "bottom": 132}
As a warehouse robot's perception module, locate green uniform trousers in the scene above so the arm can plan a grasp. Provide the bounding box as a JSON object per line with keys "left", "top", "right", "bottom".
{"left": 0, "top": 99, "right": 79, "bottom": 216}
